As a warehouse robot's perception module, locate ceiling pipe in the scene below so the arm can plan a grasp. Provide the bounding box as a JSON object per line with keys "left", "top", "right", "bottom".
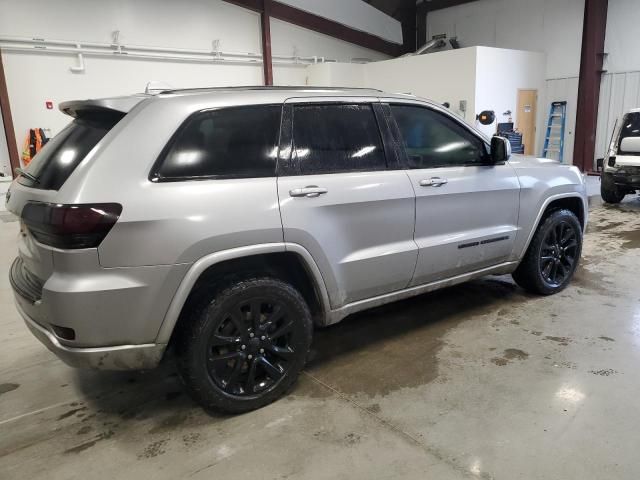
{"left": 0, "top": 35, "right": 332, "bottom": 68}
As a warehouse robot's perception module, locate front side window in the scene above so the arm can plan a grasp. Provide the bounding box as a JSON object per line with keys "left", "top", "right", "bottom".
{"left": 153, "top": 105, "right": 281, "bottom": 181}
{"left": 291, "top": 104, "right": 386, "bottom": 174}
{"left": 391, "top": 105, "right": 488, "bottom": 169}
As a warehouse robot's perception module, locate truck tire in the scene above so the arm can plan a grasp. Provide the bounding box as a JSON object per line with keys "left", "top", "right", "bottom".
{"left": 512, "top": 209, "right": 582, "bottom": 295}
{"left": 601, "top": 172, "right": 626, "bottom": 204}
{"left": 175, "top": 277, "right": 313, "bottom": 413}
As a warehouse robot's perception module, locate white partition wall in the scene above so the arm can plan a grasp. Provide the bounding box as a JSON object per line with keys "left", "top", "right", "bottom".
{"left": 307, "top": 46, "right": 547, "bottom": 153}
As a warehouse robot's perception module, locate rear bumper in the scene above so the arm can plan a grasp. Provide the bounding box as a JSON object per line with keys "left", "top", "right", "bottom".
{"left": 610, "top": 170, "right": 640, "bottom": 189}
{"left": 15, "top": 298, "right": 166, "bottom": 370}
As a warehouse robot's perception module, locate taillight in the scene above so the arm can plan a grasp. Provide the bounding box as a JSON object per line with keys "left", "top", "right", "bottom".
{"left": 21, "top": 202, "right": 122, "bottom": 249}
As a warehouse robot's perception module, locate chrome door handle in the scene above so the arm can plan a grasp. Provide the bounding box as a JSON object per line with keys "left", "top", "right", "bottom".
{"left": 289, "top": 186, "right": 328, "bottom": 198}
{"left": 420, "top": 177, "right": 448, "bottom": 187}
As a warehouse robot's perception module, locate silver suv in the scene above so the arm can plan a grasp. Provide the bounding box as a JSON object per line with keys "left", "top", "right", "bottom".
{"left": 7, "top": 87, "right": 587, "bottom": 412}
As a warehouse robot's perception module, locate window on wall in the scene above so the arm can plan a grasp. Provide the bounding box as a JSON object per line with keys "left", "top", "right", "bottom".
{"left": 391, "top": 105, "right": 488, "bottom": 169}
{"left": 153, "top": 105, "right": 281, "bottom": 180}
{"left": 292, "top": 104, "right": 386, "bottom": 174}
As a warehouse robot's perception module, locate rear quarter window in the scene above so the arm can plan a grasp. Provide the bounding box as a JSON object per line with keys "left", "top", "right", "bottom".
{"left": 151, "top": 105, "right": 282, "bottom": 181}
{"left": 19, "top": 112, "right": 122, "bottom": 190}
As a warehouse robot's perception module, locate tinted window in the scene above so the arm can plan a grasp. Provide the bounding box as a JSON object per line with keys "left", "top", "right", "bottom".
{"left": 292, "top": 104, "right": 386, "bottom": 174}
{"left": 391, "top": 105, "right": 487, "bottom": 168}
{"left": 618, "top": 112, "right": 640, "bottom": 154}
{"left": 154, "top": 105, "right": 281, "bottom": 180}
{"left": 19, "top": 113, "right": 122, "bottom": 190}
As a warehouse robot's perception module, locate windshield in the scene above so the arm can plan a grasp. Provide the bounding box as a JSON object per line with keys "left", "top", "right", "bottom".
{"left": 617, "top": 112, "right": 640, "bottom": 155}
{"left": 18, "top": 112, "right": 123, "bottom": 190}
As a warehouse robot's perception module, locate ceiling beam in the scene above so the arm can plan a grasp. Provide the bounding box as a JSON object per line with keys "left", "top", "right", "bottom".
{"left": 223, "top": 0, "right": 403, "bottom": 57}
{"left": 418, "top": 0, "right": 478, "bottom": 14}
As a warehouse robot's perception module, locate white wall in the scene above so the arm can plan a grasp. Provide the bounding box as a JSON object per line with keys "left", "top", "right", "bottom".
{"left": 280, "top": 0, "right": 402, "bottom": 45}
{"left": 363, "top": 48, "right": 478, "bottom": 123}
{"left": 307, "top": 49, "right": 477, "bottom": 124}
{"left": 426, "top": 0, "right": 584, "bottom": 163}
{"left": 307, "top": 46, "right": 546, "bottom": 150}
{"left": 474, "top": 47, "right": 546, "bottom": 153}
{"left": 0, "top": 0, "right": 394, "bottom": 158}
{"left": 426, "top": 0, "right": 584, "bottom": 79}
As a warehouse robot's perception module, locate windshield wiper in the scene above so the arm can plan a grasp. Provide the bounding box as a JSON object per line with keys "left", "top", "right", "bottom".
{"left": 15, "top": 168, "right": 40, "bottom": 184}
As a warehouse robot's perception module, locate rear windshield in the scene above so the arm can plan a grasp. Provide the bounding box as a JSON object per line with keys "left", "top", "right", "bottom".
{"left": 18, "top": 113, "right": 122, "bottom": 190}
{"left": 618, "top": 112, "right": 640, "bottom": 154}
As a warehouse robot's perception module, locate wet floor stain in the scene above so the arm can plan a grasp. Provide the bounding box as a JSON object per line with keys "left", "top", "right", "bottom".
{"left": 619, "top": 229, "right": 640, "bottom": 249}
{"left": 139, "top": 439, "right": 169, "bottom": 459}
{"left": 306, "top": 278, "right": 524, "bottom": 396}
{"left": 0, "top": 383, "right": 19, "bottom": 396}
{"left": 63, "top": 430, "right": 114, "bottom": 455}
{"left": 57, "top": 406, "right": 88, "bottom": 421}
{"left": 590, "top": 368, "right": 618, "bottom": 376}
{"left": 491, "top": 348, "right": 529, "bottom": 366}
{"left": 544, "top": 336, "right": 571, "bottom": 346}
{"left": 599, "top": 336, "right": 615, "bottom": 342}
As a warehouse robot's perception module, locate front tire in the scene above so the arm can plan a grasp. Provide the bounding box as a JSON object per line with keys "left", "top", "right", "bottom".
{"left": 512, "top": 209, "right": 582, "bottom": 295}
{"left": 175, "top": 277, "right": 313, "bottom": 413}
{"left": 601, "top": 172, "right": 626, "bottom": 204}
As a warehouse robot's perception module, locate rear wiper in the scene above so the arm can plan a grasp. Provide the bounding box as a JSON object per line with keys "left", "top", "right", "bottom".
{"left": 15, "top": 168, "right": 40, "bottom": 184}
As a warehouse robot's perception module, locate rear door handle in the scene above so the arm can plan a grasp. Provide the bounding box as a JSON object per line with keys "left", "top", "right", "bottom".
{"left": 420, "top": 177, "right": 448, "bottom": 187}
{"left": 289, "top": 186, "right": 328, "bottom": 198}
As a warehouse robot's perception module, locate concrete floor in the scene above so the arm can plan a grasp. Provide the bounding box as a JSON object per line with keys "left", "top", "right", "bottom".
{"left": 2, "top": 194, "right": 640, "bottom": 479}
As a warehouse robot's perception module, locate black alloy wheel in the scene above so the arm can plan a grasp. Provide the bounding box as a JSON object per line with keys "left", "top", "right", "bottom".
{"left": 512, "top": 209, "right": 582, "bottom": 295}
{"left": 176, "top": 277, "right": 312, "bottom": 413}
{"left": 538, "top": 220, "right": 579, "bottom": 288}
{"left": 206, "top": 298, "right": 297, "bottom": 397}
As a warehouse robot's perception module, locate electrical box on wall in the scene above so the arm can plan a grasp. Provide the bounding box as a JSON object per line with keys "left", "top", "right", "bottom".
{"left": 45, "top": 101, "right": 53, "bottom": 110}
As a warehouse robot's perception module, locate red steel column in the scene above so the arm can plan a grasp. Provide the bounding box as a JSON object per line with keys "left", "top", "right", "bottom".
{"left": 261, "top": 0, "right": 273, "bottom": 86}
{"left": 573, "top": 0, "right": 608, "bottom": 172}
{"left": 0, "top": 50, "right": 20, "bottom": 177}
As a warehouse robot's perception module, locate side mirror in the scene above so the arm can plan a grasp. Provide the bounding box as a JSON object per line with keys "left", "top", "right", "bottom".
{"left": 490, "top": 136, "right": 511, "bottom": 163}
{"left": 619, "top": 136, "right": 640, "bottom": 154}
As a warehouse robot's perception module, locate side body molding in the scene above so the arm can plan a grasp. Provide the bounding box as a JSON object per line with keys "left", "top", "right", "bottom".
{"left": 155, "top": 242, "right": 332, "bottom": 344}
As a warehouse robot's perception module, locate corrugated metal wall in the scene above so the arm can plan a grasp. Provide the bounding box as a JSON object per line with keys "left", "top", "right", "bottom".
{"left": 595, "top": 71, "right": 640, "bottom": 163}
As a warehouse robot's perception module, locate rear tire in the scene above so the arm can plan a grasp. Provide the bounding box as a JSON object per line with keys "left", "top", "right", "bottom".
{"left": 512, "top": 209, "right": 582, "bottom": 295}
{"left": 175, "top": 277, "right": 313, "bottom": 413}
{"left": 601, "top": 172, "right": 626, "bottom": 204}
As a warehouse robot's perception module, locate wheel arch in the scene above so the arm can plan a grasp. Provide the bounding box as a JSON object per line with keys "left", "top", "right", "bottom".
{"left": 155, "top": 243, "right": 331, "bottom": 345}
{"left": 517, "top": 193, "right": 587, "bottom": 261}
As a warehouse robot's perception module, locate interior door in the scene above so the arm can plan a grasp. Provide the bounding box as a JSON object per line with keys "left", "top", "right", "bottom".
{"left": 516, "top": 89, "right": 538, "bottom": 155}
{"left": 387, "top": 102, "right": 521, "bottom": 286}
{"left": 277, "top": 99, "right": 417, "bottom": 307}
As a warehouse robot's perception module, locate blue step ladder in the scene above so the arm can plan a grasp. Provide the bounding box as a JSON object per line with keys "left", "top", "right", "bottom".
{"left": 542, "top": 101, "right": 567, "bottom": 162}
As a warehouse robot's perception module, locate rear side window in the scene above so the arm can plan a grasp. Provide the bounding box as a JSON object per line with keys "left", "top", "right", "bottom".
{"left": 18, "top": 113, "right": 122, "bottom": 190}
{"left": 391, "top": 105, "right": 488, "bottom": 168}
{"left": 618, "top": 112, "right": 640, "bottom": 154}
{"left": 152, "top": 105, "right": 281, "bottom": 181}
{"left": 292, "top": 104, "right": 386, "bottom": 174}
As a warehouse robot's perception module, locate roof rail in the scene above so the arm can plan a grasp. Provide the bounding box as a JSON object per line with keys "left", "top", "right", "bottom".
{"left": 159, "top": 85, "right": 384, "bottom": 94}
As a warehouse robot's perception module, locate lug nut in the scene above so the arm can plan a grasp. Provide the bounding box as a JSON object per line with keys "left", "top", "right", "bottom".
{"left": 261, "top": 336, "right": 266, "bottom": 340}
{"left": 241, "top": 345, "right": 246, "bottom": 350}
{"left": 249, "top": 332, "right": 255, "bottom": 338}
{"left": 259, "top": 348, "right": 264, "bottom": 353}
{"left": 248, "top": 354, "right": 253, "bottom": 360}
